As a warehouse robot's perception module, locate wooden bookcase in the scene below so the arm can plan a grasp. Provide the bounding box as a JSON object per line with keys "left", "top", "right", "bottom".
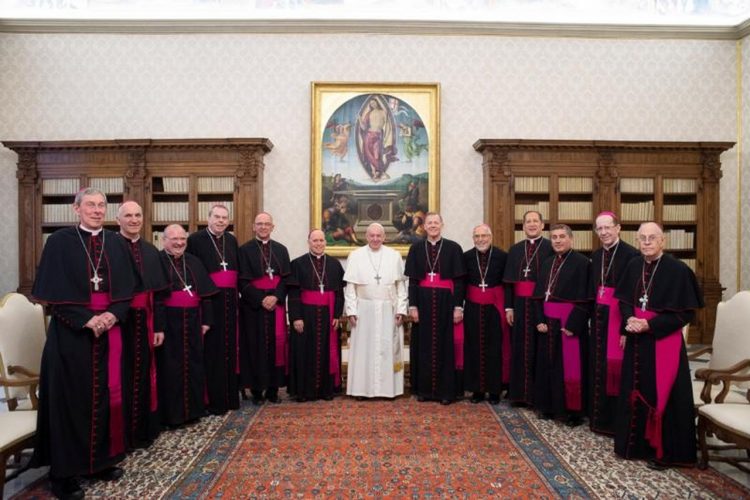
{"left": 6, "top": 138, "right": 273, "bottom": 295}
{"left": 473, "top": 139, "right": 734, "bottom": 344}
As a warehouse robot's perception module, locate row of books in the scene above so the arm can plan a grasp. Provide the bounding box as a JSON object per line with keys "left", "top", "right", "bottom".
{"left": 558, "top": 201, "right": 593, "bottom": 220}
{"left": 43, "top": 203, "right": 119, "bottom": 223}
{"left": 515, "top": 177, "right": 549, "bottom": 193}
{"left": 89, "top": 177, "right": 124, "bottom": 194}
{"left": 663, "top": 178, "right": 697, "bottom": 194}
{"left": 620, "top": 230, "right": 695, "bottom": 250}
{"left": 558, "top": 177, "right": 593, "bottom": 193}
{"left": 197, "top": 177, "right": 234, "bottom": 193}
{"left": 620, "top": 178, "right": 654, "bottom": 194}
{"left": 663, "top": 204, "right": 696, "bottom": 221}
{"left": 152, "top": 202, "right": 189, "bottom": 222}
{"left": 42, "top": 178, "right": 80, "bottom": 195}
{"left": 512, "top": 229, "right": 592, "bottom": 250}
{"left": 514, "top": 201, "right": 550, "bottom": 220}
{"left": 681, "top": 259, "right": 696, "bottom": 272}
{"left": 159, "top": 177, "right": 191, "bottom": 193}
{"left": 621, "top": 201, "right": 655, "bottom": 221}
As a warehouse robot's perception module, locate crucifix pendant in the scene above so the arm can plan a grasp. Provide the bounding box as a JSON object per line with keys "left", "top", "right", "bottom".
{"left": 599, "top": 286, "right": 606, "bottom": 298}
{"left": 266, "top": 266, "right": 274, "bottom": 279}
{"left": 219, "top": 260, "right": 228, "bottom": 272}
{"left": 639, "top": 294, "right": 648, "bottom": 311}
{"left": 523, "top": 267, "right": 531, "bottom": 278}
{"left": 544, "top": 290, "right": 551, "bottom": 302}
{"left": 91, "top": 273, "right": 102, "bottom": 291}
{"left": 183, "top": 284, "right": 193, "bottom": 297}
{"left": 479, "top": 281, "right": 488, "bottom": 292}
{"left": 319, "top": 282, "right": 325, "bottom": 294}
{"left": 428, "top": 271, "right": 436, "bottom": 282}
{"left": 374, "top": 274, "right": 381, "bottom": 285}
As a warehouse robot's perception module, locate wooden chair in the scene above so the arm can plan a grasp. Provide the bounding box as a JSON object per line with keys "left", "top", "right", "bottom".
{"left": 697, "top": 368, "right": 750, "bottom": 472}
{"left": 692, "top": 291, "right": 750, "bottom": 408}
{"left": 0, "top": 293, "right": 45, "bottom": 496}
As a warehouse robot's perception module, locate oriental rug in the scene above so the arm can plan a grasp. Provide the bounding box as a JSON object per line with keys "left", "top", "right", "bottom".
{"left": 12, "top": 397, "right": 750, "bottom": 499}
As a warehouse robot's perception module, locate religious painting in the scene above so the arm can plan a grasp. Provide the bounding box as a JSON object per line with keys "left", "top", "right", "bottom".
{"left": 311, "top": 82, "right": 440, "bottom": 256}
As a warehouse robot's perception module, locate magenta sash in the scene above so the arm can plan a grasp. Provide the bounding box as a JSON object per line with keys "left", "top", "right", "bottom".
{"left": 164, "top": 290, "right": 201, "bottom": 308}
{"left": 131, "top": 291, "right": 158, "bottom": 412}
{"left": 513, "top": 281, "right": 535, "bottom": 297}
{"left": 90, "top": 292, "right": 125, "bottom": 457}
{"left": 633, "top": 308, "right": 683, "bottom": 460}
{"left": 300, "top": 290, "right": 340, "bottom": 386}
{"left": 543, "top": 301, "right": 582, "bottom": 411}
{"left": 211, "top": 270, "right": 241, "bottom": 374}
{"left": 419, "top": 275, "right": 464, "bottom": 370}
{"left": 467, "top": 284, "right": 511, "bottom": 383}
{"left": 251, "top": 275, "right": 288, "bottom": 371}
{"left": 597, "top": 286, "right": 625, "bottom": 396}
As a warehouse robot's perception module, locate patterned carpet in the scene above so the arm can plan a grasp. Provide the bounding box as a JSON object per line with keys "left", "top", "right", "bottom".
{"left": 12, "top": 396, "right": 750, "bottom": 499}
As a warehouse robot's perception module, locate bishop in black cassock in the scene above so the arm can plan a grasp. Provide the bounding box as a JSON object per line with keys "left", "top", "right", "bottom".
{"left": 404, "top": 213, "right": 466, "bottom": 404}
{"left": 157, "top": 225, "right": 218, "bottom": 427}
{"left": 287, "top": 230, "right": 345, "bottom": 402}
{"left": 117, "top": 201, "right": 169, "bottom": 449}
{"left": 31, "top": 189, "right": 138, "bottom": 498}
{"left": 187, "top": 205, "right": 241, "bottom": 415}
{"left": 238, "top": 212, "right": 292, "bottom": 404}
{"left": 503, "top": 211, "right": 553, "bottom": 406}
{"left": 463, "top": 224, "right": 509, "bottom": 404}
{"left": 614, "top": 222, "right": 702, "bottom": 469}
{"left": 588, "top": 212, "right": 639, "bottom": 435}
{"left": 532, "top": 225, "right": 590, "bottom": 425}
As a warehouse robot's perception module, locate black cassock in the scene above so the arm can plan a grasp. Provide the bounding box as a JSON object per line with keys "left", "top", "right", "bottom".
{"left": 614, "top": 254, "right": 702, "bottom": 466}
{"left": 238, "top": 238, "right": 292, "bottom": 394}
{"left": 532, "top": 250, "right": 590, "bottom": 418}
{"left": 587, "top": 240, "right": 639, "bottom": 435}
{"left": 156, "top": 252, "right": 218, "bottom": 426}
{"left": 287, "top": 253, "right": 344, "bottom": 401}
{"left": 119, "top": 234, "right": 169, "bottom": 448}
{"left": 405, "top": 239, "right": 466, "bottom": 402}
{"left": 31, "top": 227, "right": 137, "bottom": 478}
{"left": 503, "top": 237, "right": 553, "bottom": 405}
{"left": 187, "top": 229, "right": 240, "bottom": 414}
{"left": 463, "top": 246, "right": 508, "bottom": 397}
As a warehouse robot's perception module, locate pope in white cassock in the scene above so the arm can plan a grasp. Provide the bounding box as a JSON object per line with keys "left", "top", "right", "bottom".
{"left": 344, "top": 223, "right": 409, "bottom": 398}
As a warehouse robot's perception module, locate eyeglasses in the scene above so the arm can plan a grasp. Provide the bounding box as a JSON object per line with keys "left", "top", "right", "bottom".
{"left": 637, "top": 235, "right": 661, "bottom": 243}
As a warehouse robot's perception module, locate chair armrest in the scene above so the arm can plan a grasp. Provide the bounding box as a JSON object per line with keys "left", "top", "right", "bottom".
{"left": 709, "top": 371, "right": 750, "bottom": 403}
{"left": 0, "top": 374, "right": 39, "bottom": 410}
{"left": 7, "top": 365, "right": 39, "bottom": 378}
{"left": 688, "top": 345, "right": 712, "bottom": 361}
{"left": 696, "top": 358, "right": 750, "bottom": 380}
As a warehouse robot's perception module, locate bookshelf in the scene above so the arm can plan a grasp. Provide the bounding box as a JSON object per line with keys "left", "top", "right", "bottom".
{"left": 474, "top": 139, "right": 734, "bottom": 344}
{"left": 6, "top": 138, "right": 273, "bottom": 294}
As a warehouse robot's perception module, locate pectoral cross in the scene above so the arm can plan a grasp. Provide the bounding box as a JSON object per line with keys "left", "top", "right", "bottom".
{"left": 599, "top": 286, "right": 606, "bottom": 298}
{"left": 479, "top": 281, "right": 488, "bottom": 292}
{"left": 91, "top": 273, "right": 102, "bottom": 291}
{"left": 523, "top": 267, "right": 531, "bottom": 278}
{"left": 266, "top": 266, "right": 274, "bottom": 279}
{"left": 374, "top": 274, "right": 382, "bottom": 285}
{"left": 319, "top": 282, "right": 325, "bottom": 294}
{"left": 219, "top": 260, "right": 228, "bottom": 272}
{"left": 639, "top": 294, "right": 648, "bottom": 311}
{"left": 428, "top": 271, "right": 436, "bottom": 282}
{"left": 183, "top": 284, "right": 193, "bottom": 297}
{"left": 544, "top": 289, "right": 551, "bottom": 302}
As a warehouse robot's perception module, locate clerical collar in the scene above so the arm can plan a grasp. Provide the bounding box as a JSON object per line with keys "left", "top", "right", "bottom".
{"left": 256, "top": 238, "right": 270, "bottom": 245}
{"left": 526, "top": 235, "right": 542, "bottom": 244}
{"left": 644, "top": 253, "right": 663, "bottom": 265}
{"left": 310, "top": 252, "right": 324, "bottom": 259}
{"left": 120, "top": 232, "right": 140, "bottom": 243}
{"left": 604, "top": 239, "right": 620, "bottom": 251}
{"left": 556, "top": 249, "right": 572, "bottom": 259}
{"left": 427, "top": 238, "right": 442, "bottom": 246}
{"left": 207, "top": 227, "right": 224, "bottom": 238}
{"left": 79, "top": 224, "right": 103, "bottom": 236}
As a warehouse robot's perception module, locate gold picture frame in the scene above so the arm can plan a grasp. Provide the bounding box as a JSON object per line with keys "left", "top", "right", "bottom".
{"left": 311, "top": 82, "right": 440, "bottom": 257}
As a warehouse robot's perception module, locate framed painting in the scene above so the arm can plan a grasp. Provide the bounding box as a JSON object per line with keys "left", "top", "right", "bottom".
{"left": 311, "top": 82, "right": 440, "bottom": 257}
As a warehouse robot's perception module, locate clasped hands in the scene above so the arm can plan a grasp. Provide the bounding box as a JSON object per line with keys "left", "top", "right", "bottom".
{"left": 85, "top": 312, "right": 117, "bottom": 338}
{"left": 624, "top": 316, "right": 649, "bottom": 334}
{"left": 536, "top": 323, "right": 574, "bottom": 336}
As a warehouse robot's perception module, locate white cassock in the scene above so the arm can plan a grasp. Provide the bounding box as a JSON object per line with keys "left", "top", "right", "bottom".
{"left": 344, "top": 244, "right": 408, "bottom": 398}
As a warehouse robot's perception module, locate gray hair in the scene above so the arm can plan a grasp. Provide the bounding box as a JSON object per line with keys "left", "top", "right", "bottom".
{"left": 74, "top": 187, "right": 107, "bottom": 206}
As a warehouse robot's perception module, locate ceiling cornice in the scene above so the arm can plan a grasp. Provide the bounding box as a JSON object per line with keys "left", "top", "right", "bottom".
{"left": 0, "top": 18, "right": 746, "bottom": 40}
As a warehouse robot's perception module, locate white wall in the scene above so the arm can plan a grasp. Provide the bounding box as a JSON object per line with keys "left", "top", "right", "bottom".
{"left": 0, "top": 33, "right": 741, "bottom": 294}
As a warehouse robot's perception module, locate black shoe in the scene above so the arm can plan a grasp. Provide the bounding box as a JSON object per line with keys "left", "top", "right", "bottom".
{"left": 440, "top": 399, "right": 452, "bottom": 405}
{"left": 647, "top": 459, "right": 669, "bottom": 471}
{"left": 510, "top": 401, "right": 527, "bottom": 408}
{"left": 323, "top": 395, "right": 334, "bottom": 401}
{"left": 296, "top": 396, "right": 307, "bottom": 403}
{"left": 355, "top": 396, "right": 367, "bottom": 401}
{"left": 538, "top": 412, "right": 554, "bottom": 420}
{"left": 470, "top": 392, "right": 484, "bottom": 403}
{"left": 50, "top": 477, "right": 84, "bottom": 500}
{"left": 251, "top": 397, "right": 264, "bottom": 406}
{"left": 265, "top": 393, "right": 280, "bottom": 404}
{"left": 416, "top": 396, "right": 426, "bottom": 402}
{"left": 89, "top": 466, "right": 124, "bottom": 481}
{"left": 565, "top": 416, "right": 583, "bottom": 427}
{"left": 488, "top": 394, "right": 500, "bottom": 405}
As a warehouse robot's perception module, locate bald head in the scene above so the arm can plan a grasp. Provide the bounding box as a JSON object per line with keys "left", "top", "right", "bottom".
{"left": 117, "top": 201, "right": 144, "bottom": 239}
{"left": 163, "top": 224, "right": 188, "bottom": 257}
{"left": 637, "top": 222, "right": 665, "bottom": 262}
